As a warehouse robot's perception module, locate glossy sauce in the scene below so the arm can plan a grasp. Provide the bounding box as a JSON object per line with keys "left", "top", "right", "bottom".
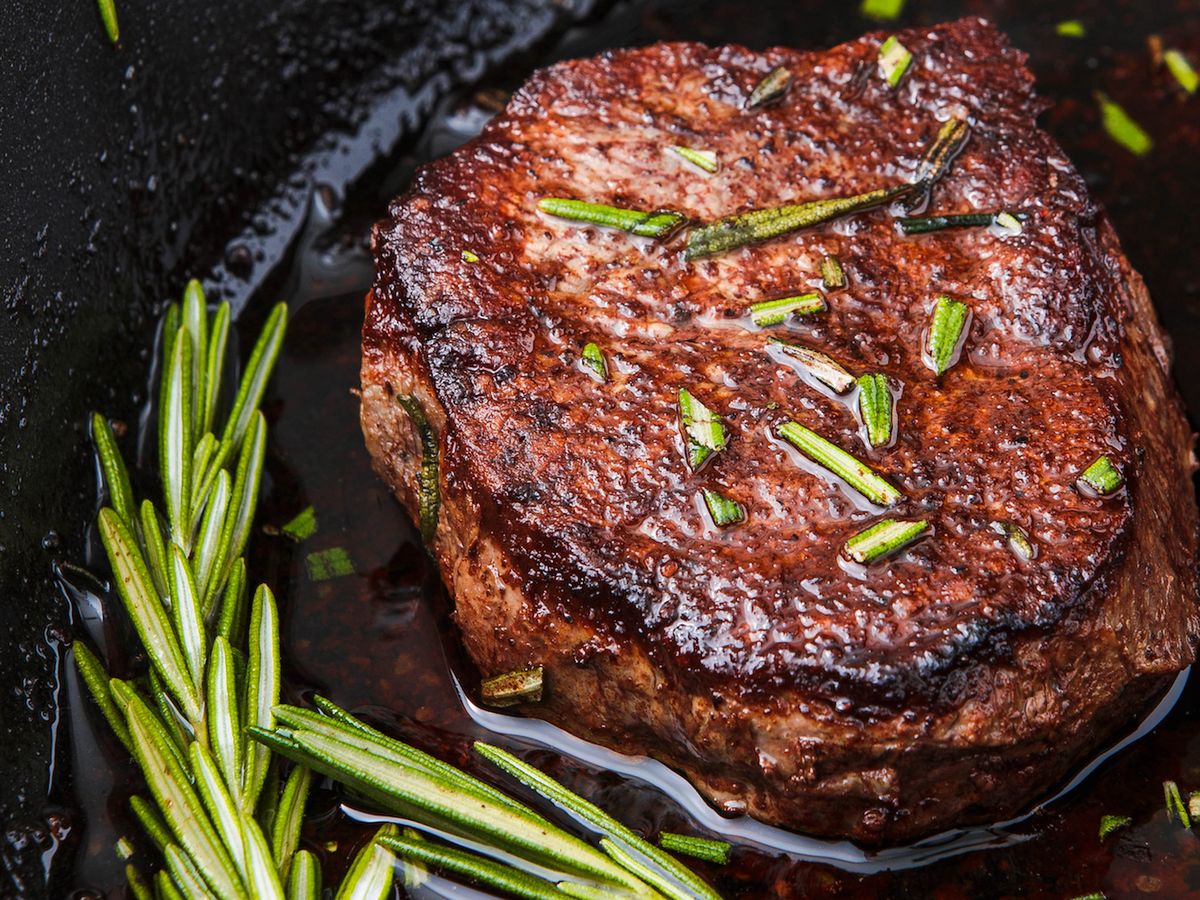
{"left": 64, "top": 1, "right": 1200, "bottom": 897}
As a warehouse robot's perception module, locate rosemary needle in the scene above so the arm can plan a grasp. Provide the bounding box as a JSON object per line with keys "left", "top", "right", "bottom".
{"left": 777, "top": 421, "right": 902, "bottom": 506}
{"left": 539, "top": 198, "right": 687, "bottom": 240}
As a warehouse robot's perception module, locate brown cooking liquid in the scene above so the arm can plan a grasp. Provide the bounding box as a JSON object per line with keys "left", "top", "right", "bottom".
{"left": 64, "top": 1, "right": 1200, "bottom": 897}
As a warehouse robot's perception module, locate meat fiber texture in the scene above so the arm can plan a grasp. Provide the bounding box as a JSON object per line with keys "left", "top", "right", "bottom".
{"left": 361, "top": 17, "right": 1199, "bottom": 843}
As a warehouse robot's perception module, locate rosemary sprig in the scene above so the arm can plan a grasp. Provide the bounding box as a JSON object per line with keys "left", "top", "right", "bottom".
{"left": 539, "top": 198, "right": 688, "bottom": 240}
{"left": 481, "top": 667, "right": 545, "bottom": 707}
{"left": 856, "top": 374, "right": 893, "bottom": 448}
{"left": 657, "top": 832, "right": 731, "bottom": 865}
{"left": 843, "top": 518, "right": 929, "bottom": 564}
{"left": 581, "top": 342, "right": 609, "bottom": 382}
{"left": 768, "top": 339, "right": 854, "bottom": 393}
{"left": 1078, "top": 455, "right": 1122, "bottom": 495}
{"left": 687, "top": 184, "right": 911, "bottom": 259}
{"left": 670, "top": 146, "right": 719, "bottom": 173}
{"left": 746, "top": 66, "right": 792, "bottom": 108}
{"left": 777, "top": 421, "right": 901, "bottom": 506}
{"left": 877, "top": 35, "right": 912, "bottom": 88}
{"left": 925, "top": 295, "right": 970, "bottom": 375}
{"left": 97, "top": 0, "right": 119, "bottom": 43}
{"left": 396, "top": 395, "right": 440, "bottom": 543}
{"left": 679, "top": 388, "right": 728, "bottom": 469}
{"left": 820, "top": 255, "right": 846, "bottom": 289}
{"left": 702, "top": 488, "right": 745, "bottom": 527}
{"left": 748, "top": 293, "right": 826, "bottom": 327}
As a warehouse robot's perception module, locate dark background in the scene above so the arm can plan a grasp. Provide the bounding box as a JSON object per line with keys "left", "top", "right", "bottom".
{"left": 1, "top": 1, "right": 1197, "bottom": 897}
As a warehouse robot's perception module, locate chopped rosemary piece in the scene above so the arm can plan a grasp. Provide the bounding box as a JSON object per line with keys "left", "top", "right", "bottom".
{"left": 1078, "top": 455, "right": 1122, "bottom": 495}
{"left": 859, "top": 0, "right": 905, "bottom": 22}
{"left": 877, "top": 36, "right": 913, "bottom": 88}
{"left": 1191, "top": 791, "right": 1200, "bottom": 821}
{"left": 686, "top": 184, "right": 912, "bottom": 259}
{"left": 670, "top": 145, "right": 719, "bottom": 173}
{"left": 844, "top": 518, "right": 929, "bottom": 564}
{"left": 993, "top": 211, "right": 1023, "bottom": 235}
{"left": 769, "top": 339, "right": 854, "bottom": 393}
{"left": 898, "top": 211, "right": 1025, "bottom": 234}
{"left": 538, "top": 198, "right": 687, "bottom": 239}
{"left": 1165, "top": 780, "right": 1191, "bottom": 828}
{"left": 304, "top": 548, "right": 354, "bottom": 582}
{"left": 749, "top": 293, "right": 827, "bottom": 327}
{"left": 397, "top": 394, "right": 440, "bottom": 542}
{"left": 856, "top": 374, "right": 893, "bottom": 448}
{"left": 777, "top": 422, "right": 901, "bottom": 506}
{"left": 581, "top": 342, "right": 608, "bottom": 382}
{"left": 1056, "top": 19, "right": 1086, "bottom": 38}
{"left": 1099, "top": 814, "right": 1131, "bottom": 841}
{"left": 925, "top": 295, "right": 970, "bottom": 375}
{"left": 679, "top": 389, "right": 728, "bottom": 469}
{"left": 98, "top": 0, "right": 119, "bottom": 43}
{"left": 702, "top": 489, "right": 745, "bottom": 527}
{"left": 480, "top": 667, "right": 544, "bottom": 707}
{"left": 657, "top": 833, "right": 732, "bottom": 865}
{"left": 281, "top": 505, "right": 318, "bottom": 542}
{"left": 916, "top": 118, "right": 970, "bottom": 184}
{"left": 1094, "top": 92, "right": 1153, "bottom": 157}
{"left": 1165, "top": 49, "right": 1199, "bottom": 95}
{"left": 820, "top": 255, "right": 846, "bottom": 289}
{"left": 746, "top": 66, "right": 792, "bottom": 108}
{"left": 999, "top": 522, "right": 1035, "bottom": 561}
{"left": 461, "top": 249, "right": 480, "bottom": 263}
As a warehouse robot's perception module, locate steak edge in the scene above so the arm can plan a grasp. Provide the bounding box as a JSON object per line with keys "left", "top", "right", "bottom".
{"left": 361, "top": 18, "right": 1199, "bottom": 843}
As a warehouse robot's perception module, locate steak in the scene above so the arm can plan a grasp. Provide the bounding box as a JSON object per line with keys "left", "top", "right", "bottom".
{"left": 360, "top": 18, "right": 1200, "bottom": 844}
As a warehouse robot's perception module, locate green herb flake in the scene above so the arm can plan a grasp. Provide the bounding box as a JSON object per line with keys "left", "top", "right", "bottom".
{"left": 821, "top": 255, "right": 846, "bottom": 289}
{"left": 657, "top": 832, "right": 732, "bottom": 865}
{"left": 993, "top": 212, "right": 1023, "bottom": 235}
{"left": 1055, "top": 20, "right": 1086, "bottom": 38}
{"left": 1068, "top": 894, "right": 1106, "bottom": 900}
{"left": 860, "top": 0, "right": 905, "bottom": 22}
{"left": 1191, "top": 791, "right": 1200, "bottom": 821}
{"left": 1099, "top": 814, "right": 1132, "bottom": 841}
{"left": 679, "top": 389, "right": 728, "bottom": 469}
{"left": 844, "top": 518, "right": 929, "bottom": 564}
{"left": 1165, "top": 49, "right": 1199, "bottom": 95}
{"left": 900, "top": 212, "right": 1026, "bottom": 235}
{"left": 670, "top": 146, "right": 719, "bottom": 173}
{"left": 702, "top": 489, "right": 745, "bottom": 527}
{"left": 1165, "top": 780, "right": 1191, "bottom": 828}
{"left": 461, "top": 249, "right": 480, "bottom": 263}
{"left": 925, "top": 295, "right": 970, "bottom": 375}
{"left": 769, "top": 339, "right": 855, "bottom": 393}
{"left": 538, "top": 198, "right": 687, "bottom": 240}
{"left": 856, "top": 374, "right": 893, "bottom": 448}
{"left": 1078, "top": 455, "right": 1122, "bottom": 496}
{"left": 304, "top": 547, "right": 354, "bottom": 582}
{"left": 746, "top": 66, "right": 793, "bottom": 109}
{"left": 878, "top": 36, "right": 913, "bottom": 89}
{"left": 777, "top": 421, "right": 902, "bottom": 506}
{"left": 686, "top": 184, "right": 911, "bottom": 259}
{"left": 480, "top": 666, "right": 544, "bottom": 707}
{"left": 1095, "top": 92, "right": 1153, "bottom": 157}
{"left": 280, "top": 505, "right": 318, "bottom": 543}
{"left": 749, "top": 293, "right": 826, "bottom": 327}
{"left": 999, "top": 522, "right": 1035, "bottom": 561}
{"left": 115, "top": 836, "right": 135, "bottom": 860}
{"left": 581, "top": 342, "right": 609, "bottom": 382}
{"left": 98, "top": 0, "right": 119, "bottom": 44}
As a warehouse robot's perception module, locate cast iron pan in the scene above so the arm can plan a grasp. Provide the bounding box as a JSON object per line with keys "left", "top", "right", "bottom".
{"left": 1, "top": 1, "right": 1197, "bottom": 897}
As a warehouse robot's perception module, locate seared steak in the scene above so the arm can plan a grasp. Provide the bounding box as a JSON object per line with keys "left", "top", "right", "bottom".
{"left": 361, "top": 17, "right": 1199, "bottom": 844}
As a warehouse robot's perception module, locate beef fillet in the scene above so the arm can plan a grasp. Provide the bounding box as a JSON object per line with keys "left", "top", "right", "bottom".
{"left": 361, "top": 18, "right": 1199, "bottom": 844}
